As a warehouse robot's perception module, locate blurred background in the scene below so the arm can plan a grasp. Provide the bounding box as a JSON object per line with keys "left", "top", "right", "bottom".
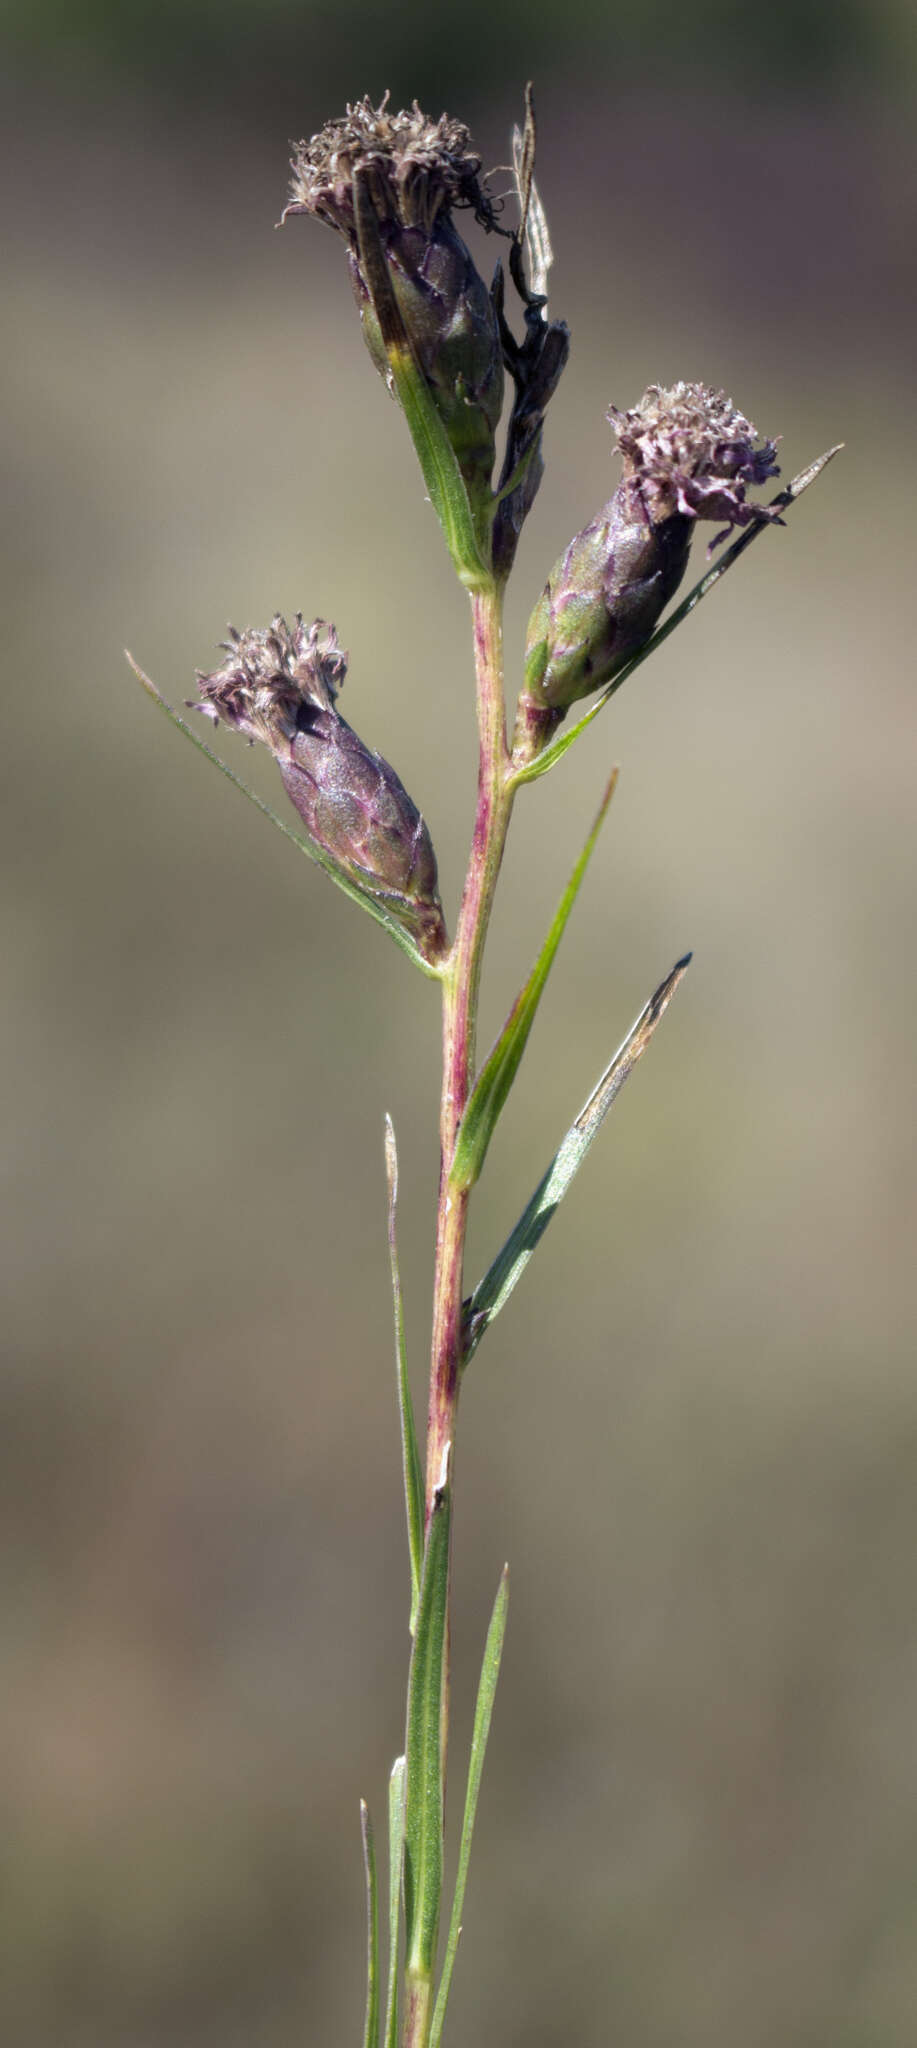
{"left": 2, "top": 2, "right": 916, "bottom": 2043}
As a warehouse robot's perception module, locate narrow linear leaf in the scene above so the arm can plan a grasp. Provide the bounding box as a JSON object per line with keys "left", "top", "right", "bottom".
{"left": 385, "top": 1115, "right": 424, "bottom": 1634}
{"left": 464, "top": 955, "right": 691, "bottom": 1360}
{"left": 353, "top": 173, "right": 491, "bottom": 592}
{"left": 384, "top": 1756, "right": 406, "bottom": 2048}
{"left": 430, "top": 1566, "right": 509, "bottom": 2048}
{"left": 403, "top": 1467, "right": 451, "bottom": 1978}
{"left": 513, "top": 444, "right": 844, "bottom": 786}
{"left": 126, "top": 655, "right": 443, "bottom": 980}
{"left": 360, "top": 1801, "right": 380, "bottom": 2048}
{"left": 391, "top": 357, "right": 492, "bottom": 593}
{"left": 492, "top": 435, "right": 540, "bottom": 510}
{"left": 450, "top": 770, "right": 619, "bottom": 1193}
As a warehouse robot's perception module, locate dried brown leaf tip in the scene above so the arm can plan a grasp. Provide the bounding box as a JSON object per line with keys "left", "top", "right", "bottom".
{"left": 195, "top": 615, "right": 448, "bottom": 962}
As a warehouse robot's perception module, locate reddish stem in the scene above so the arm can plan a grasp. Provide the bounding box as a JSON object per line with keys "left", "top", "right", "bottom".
{"left": 425, "top": 586, "right": 513, "bottom": 1523}
{"left": 401, "top": 584, "right": 514, "bottom": 2048}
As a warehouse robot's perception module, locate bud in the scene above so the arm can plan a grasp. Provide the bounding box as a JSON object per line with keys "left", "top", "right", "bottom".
{"left": 283, "top": 97, "right": 504, "bottom": 508}
{"left": 518, "top": 382, "right": 781, "bottom": 749}
{"left": 194, "top": 615, "right": 448, "bottom": 962}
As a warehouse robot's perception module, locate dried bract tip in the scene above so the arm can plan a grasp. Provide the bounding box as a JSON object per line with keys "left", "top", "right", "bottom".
{"left": 518, "top": 382, "right": 781, "bottom": 744}
{"left": 194, "top": 614, "right": 448, "bottom": 963}
{"left": 492, "top": 88, "right": 570, "bottom": 581}
{"left": 283, "top": 96, "right": 497, "bottom": 240}
{"left": 608, "top": 382, "right": 780, "bottom": 537}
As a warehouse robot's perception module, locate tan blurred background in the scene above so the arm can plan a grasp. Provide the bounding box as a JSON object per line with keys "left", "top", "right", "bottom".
{"left": 2, "top": 3, "right": 916, "bottom": 2042}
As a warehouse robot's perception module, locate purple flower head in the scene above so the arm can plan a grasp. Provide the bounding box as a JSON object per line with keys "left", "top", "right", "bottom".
{"left": 195, "top": 615, "right": 347, "bottom": 754}
{"left": 608, "top": 382, "right": 780, "bottom": 542}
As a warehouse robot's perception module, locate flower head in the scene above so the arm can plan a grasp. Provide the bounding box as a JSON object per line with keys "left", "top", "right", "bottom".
{"left": 517, "top": 382, "right": 782, "bottom": 750}
{"left": 195, "top": 614, "right": 448, "bottom": 961}
{"left": 608, "top": 382, "right": 780, "bottom": 537}
{"left": 282, "top": 98, "right": 504, "bottom": 526}
{"left": 283, "top": 95, "right": 497, "bottom": 242}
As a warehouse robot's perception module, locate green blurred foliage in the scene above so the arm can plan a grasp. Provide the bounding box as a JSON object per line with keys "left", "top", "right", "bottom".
{"left": 7, "top": 0, "right": 917, "bottom": 112}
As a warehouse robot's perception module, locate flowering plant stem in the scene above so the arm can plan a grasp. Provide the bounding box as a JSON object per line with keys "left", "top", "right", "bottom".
{"left": 404, "top": 580, "right": 511, "bottom": 2048}
{"left": 129, "top": 91, "right": 839, "bottom": 2048}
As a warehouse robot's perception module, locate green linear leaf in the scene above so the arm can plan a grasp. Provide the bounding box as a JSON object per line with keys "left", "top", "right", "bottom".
{"left": 512, "top": 444, "right": 844, "bottom": 786}
{"left": 384, "top": 1756, "right": 406, "bottom": 2048}
{"left": 126, "top": 655, "right": 444, "bottom": 980}
{"left": 353, "top": 172, "right": 492, "bottom": 593}
{"left": 464, "top": 954, "right": 691, "bottom": 1362}
{"left": 403, "top": 1467, "right": 451, "bottom": 1979}
{"left": 429, "top": 1565, "right": 509, "bottom": 2048}
{"left": 385, "top": 1115, "right": 424, "bottom": 1635}
{"left": 449, "top": 769, "right": 619, "bottom": 1194}
{"left": 360, "top": 1800, "right": 380, "bottom": 2048}
{"left": 492, "top": 435, "right": 540, "bottom": 510}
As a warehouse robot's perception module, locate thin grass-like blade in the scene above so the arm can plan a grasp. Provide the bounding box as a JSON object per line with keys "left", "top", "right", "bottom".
{"left": 403, "top": 1465, "right": 451, "bottom": 1979}
{"left": 513, "top": 445, "right": 844, "bottom": 786}
{"left": 464, "top": 955, "right": 691, "bottom": 1360}
{"left": 353, "top": 173, "right": 491, "bottom": 592}
{"left": 385, "top": 1116, "right": 424, "bottom": 1635}
{"left": 449, "top": 771, "right": 618, "bottom": 1194}
{"left": 429, "top": 1566, "right": 509, "bottom": 2048}
{"left": 126, "top": 655, "right": 443, "bottom": 979}
{"left": 512, "top": 84, "right": 552, "bottom": 300}
{"left": 360, "top": 1801, "right": 380, "bottom": 2048}
{"left": 384, "top": 1756, "right": 406, "bottom": 2048}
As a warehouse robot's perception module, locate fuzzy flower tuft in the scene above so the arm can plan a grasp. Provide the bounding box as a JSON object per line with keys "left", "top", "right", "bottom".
{"left": 283, "top": 95, "right": 497, "bottom": 241}
{"left": 608, "top": 382, "right": 780, "bottom": 538}
{"left": 195, "top": 616, "right": 347, "bottom": 754}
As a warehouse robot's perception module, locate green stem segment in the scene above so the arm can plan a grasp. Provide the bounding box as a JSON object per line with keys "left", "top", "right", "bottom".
{"left": 400, "top": 583, "right": 514, "bottom": 2048}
